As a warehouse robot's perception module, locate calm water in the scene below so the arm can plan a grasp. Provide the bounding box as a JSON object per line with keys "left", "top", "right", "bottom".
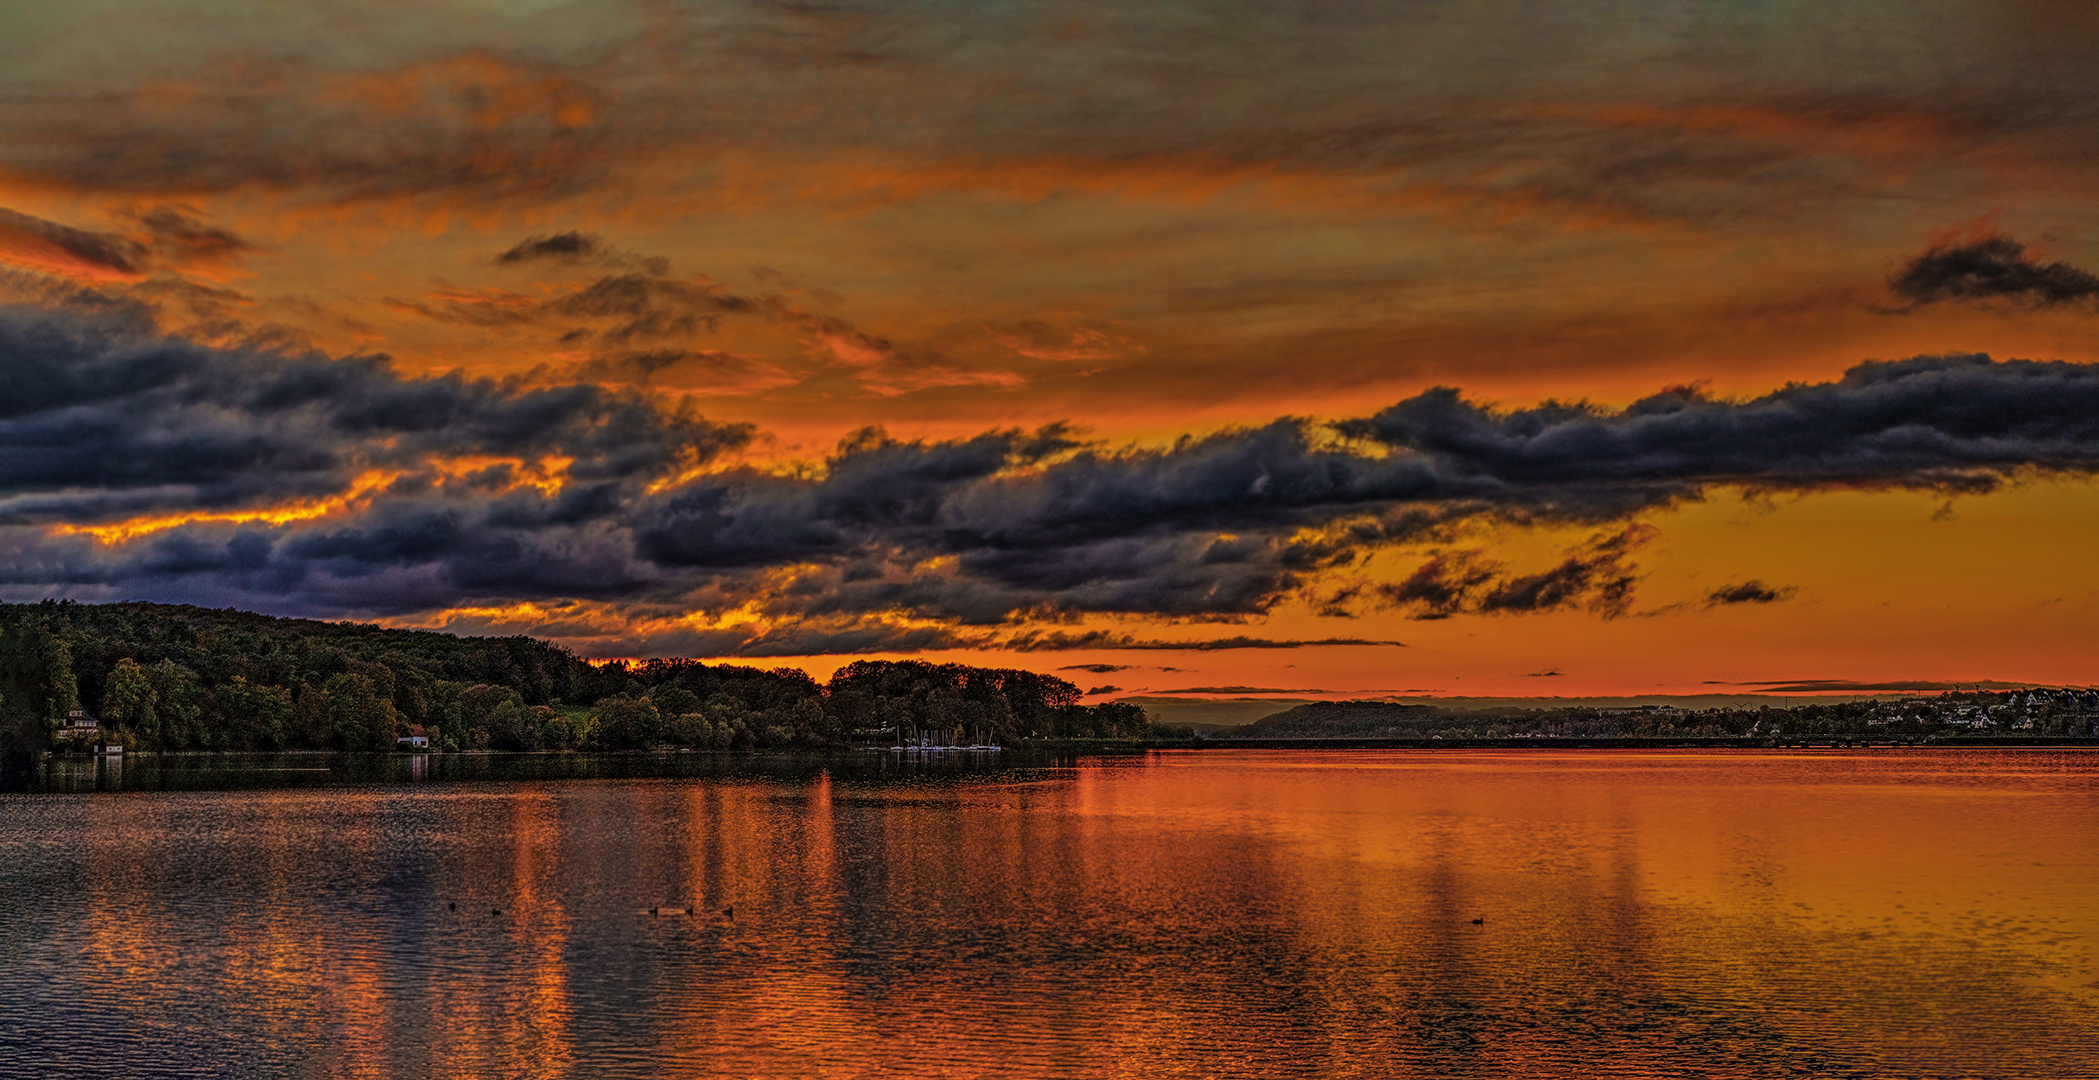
{"left": 1, "top": 749, "right": 2094, "bottom": 1079}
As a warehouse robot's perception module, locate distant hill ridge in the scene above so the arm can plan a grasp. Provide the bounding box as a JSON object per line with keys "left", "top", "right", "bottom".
{"left": 1232, "top": 694, "right": 2098, "bottom": 741}
{"left": 1240, "top": 702, "right": 1446, "bottom": 737}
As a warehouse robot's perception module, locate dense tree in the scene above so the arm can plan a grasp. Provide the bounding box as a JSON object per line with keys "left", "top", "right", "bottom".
{"left": 0, "top": 600, "right": 1159, "bottom": 759}
{"left": 218, "top": 677, "right": 294, "bottom": 750}
{"left": 325, "top": 672, "right": 399, "bottom": 752}
{"left": 44, "top": 635, "right": 78, "bottom": 721}
{"left": 148, "top": 660, "right": 204, "bottom": 749}
{"left": 102, "top": 658, "right": 156, "bottom": 734}
{"left": 590, "top": 694, "right": 662, "bottom": 750}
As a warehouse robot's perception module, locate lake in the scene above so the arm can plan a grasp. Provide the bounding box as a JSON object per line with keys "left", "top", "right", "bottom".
{"left": 2, "top": 749, "right": 2094, "bottom": 1078}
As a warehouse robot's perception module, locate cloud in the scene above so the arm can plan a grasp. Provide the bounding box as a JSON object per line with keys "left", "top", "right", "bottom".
{"left": 1476, "top": 525, "right": 1650, "bottom": 617}
{"left": 3, "top": 54, "right": 619, "bottom": 207}
{"left": 1059, "top": 663, "right": 1134, "bottom": 673}
{"left": 1732, "top": 679, "right": 2033, "bottom": 693}
{"left": 121, "top": 205, "right": 253, "bottom": 267}
{"left": 1083, "top": 685, "right": 1122, "bottom": 695}
{"left": 497, "top": 231, "right": 607, "bottom": 265}
{"left": 1380, "top": 551, "right": 1499, "bottom": 620}
{"left": 11, "top": 300, "right": 2099, "bottom": 650}
{"left": 1001, "top": 632, "right": 1406, "bottom": 651}
{"left": 1337, "top": 354, "right": 2099, "bottom": 502}
{"left": 0, "top": 306, "right": 750, "bottom": 611}
{"left": 1156, "top": 686, "right": 1331, "bottom": 694}
{"left": 495, "top": 231, "right": 670, "bottom": 276}
{"left": 403, "top": 236, "right": 1017, "bottom": 396}
{"left": 0, "top": 205, "right": 256, "bottom": 284}
{"left": 1706, "top": 580, "right": 1797, "bottom": 605}
{"left": 1380, "top": 526, "right": 1653, "bottom": 620}
{"left": 392, "top": 273, "right": 767, "bottom": 342}
{"left": 0, "top": 208, "right": 145, "bottom": 278}
{"left": 1888, "top": 235, "right": 2099, "bottom": 309}
{"left": 630, "top": 414, "right": 1465, "bottom": 625}
{"left": 1, "top": 10, "right": 2047, "bottom": 238}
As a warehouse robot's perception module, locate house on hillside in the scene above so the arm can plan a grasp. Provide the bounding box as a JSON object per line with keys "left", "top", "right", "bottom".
{"left": 55, "top": 708, "right": 99, "bottom": 741}
{"left": 53, "top": 709, "right": 121, "bottom": 755}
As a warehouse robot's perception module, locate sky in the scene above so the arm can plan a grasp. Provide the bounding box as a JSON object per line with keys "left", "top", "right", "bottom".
{"left": 3, "top": 0, "right": 2099, "bottom": 701}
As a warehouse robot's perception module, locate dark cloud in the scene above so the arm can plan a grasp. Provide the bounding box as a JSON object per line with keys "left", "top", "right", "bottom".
{"left": 1157, "top": 686, "right": 1330, "bottom": 694}
{"left": 1002, "top": 632, "right": 1406, "bottom": 651}
{"left": 1706, "top": 580, "right": 1796, "bottom": 605}
{"left": 662, "top": 622, "right": 974, "bottom": 659}
{"left": 0, "top": 205, "right": 253, "bottom": 279}
{"left": 1381, "top": 552, "right": 1498, "bottom": 620}
{"left": 10, "top": 301, "right": 2099, "bottom": 650}
{"left": 1888, "top": 235, "right": 2099, "bottom": 309}
{"left": 497, "top": 231, "right": 607, "bottom": 265}
{"left": 1478, "top": 525, "right": 1649, "bottom": 617}
{"left": 125, "top": 276, "right": 253, "bottom": 322}
{"left": 0, "top": 208, "right": 145, "bottom": 276}
{"left": 390, "top": 274, "right": 766, "bottom": 342}
{"left": 1059, "top": 663, "right": 1134, "bottom": 673}
{"left": 392, "top": 609, "right": 988, "bottom": 661}
{"left": 1338, "top": 353, "right": 2099, "bottom": 502}
{"left": 548, "top": 274, "right": 758, "bottom": 341}
{"left": 495, "top": 231, "right": 670, "bottom": 276}
{"left": 1525, "top": 670, "right": 1564, "bottom": 677}
{"left": 0, "top": 307, "right": 750, "bottom": 613}
{"left": 1380, "top": 526, "right": 1652, "bottom": 620}
{"left": 398, "top": 249, "right": 968, "bottom": 394}
{"left": 1733, "top": 679, "right": 2032, "bottom": 693}
{"left": 634, "top": 416, "right": 1446, "bottom": 620}
{"left": 1083, "top": 685, "right": 1122, "bottom": 695}
{"left": 121, "top": 205, "right": 253, "bottom": 266}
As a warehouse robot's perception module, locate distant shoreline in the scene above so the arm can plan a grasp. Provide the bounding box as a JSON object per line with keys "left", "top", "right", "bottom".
{"left": 46, "top": 734, "right": 2099, "bottom": 758}
{"left": 1193, "top": 735, "right": 2099, "bottom": 750}
{"left": 22, "top": 740, "right": 2096, "bottom": 795}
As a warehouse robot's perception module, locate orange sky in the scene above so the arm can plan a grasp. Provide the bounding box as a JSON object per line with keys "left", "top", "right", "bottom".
{"left": 2, "top": 0, "right": 2097, "bottom": 699}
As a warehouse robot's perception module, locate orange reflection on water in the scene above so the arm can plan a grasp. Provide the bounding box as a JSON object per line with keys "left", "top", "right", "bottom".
{"left": 1085, "top": 749, "right": 2099, "bottom": 1077}
{"left": 433, "top": 784, "right": 577, "bottom": 1080}
{"left": 16, "top": 750, "right": 2097, "bottom": 1078}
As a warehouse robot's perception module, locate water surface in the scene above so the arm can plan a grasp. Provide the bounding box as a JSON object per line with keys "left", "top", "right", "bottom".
{"left": 2, "top": 749, "right": 2094, "bottom": 1078}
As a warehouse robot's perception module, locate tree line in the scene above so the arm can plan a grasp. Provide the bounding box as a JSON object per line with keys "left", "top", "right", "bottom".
{"left": 0, "top": 601, "right": 1149, "bottom": 766}
{"left": 1239, "top": 692, "right": 2099, "bottom": 741}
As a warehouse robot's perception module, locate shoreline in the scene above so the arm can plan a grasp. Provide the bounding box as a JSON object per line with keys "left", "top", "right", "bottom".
{"left": 19, "top": 739, "right": 2096, "bottom": 795}
{"left": 1187, "top": 735, "right": 2099, "bottom": 750}
{"left": 43, "top": 733, "right": 2099, "bottom": 759}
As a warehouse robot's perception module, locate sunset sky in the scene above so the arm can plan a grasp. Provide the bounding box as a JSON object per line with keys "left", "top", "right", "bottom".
{"left": 4, "top": 0, "right": 2099, "bottom": 701}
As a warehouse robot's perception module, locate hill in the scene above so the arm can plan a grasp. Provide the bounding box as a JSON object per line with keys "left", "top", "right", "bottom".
{"left": 0, "top": 600, "right": 1147, "bottom": 776}
{"left": 1234, "top": 694, "right": 2098, "bottom": 741}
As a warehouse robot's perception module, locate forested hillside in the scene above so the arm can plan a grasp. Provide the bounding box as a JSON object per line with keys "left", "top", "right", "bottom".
{"left": 0, "top": 601, "right": 1147, "bottom": 768}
